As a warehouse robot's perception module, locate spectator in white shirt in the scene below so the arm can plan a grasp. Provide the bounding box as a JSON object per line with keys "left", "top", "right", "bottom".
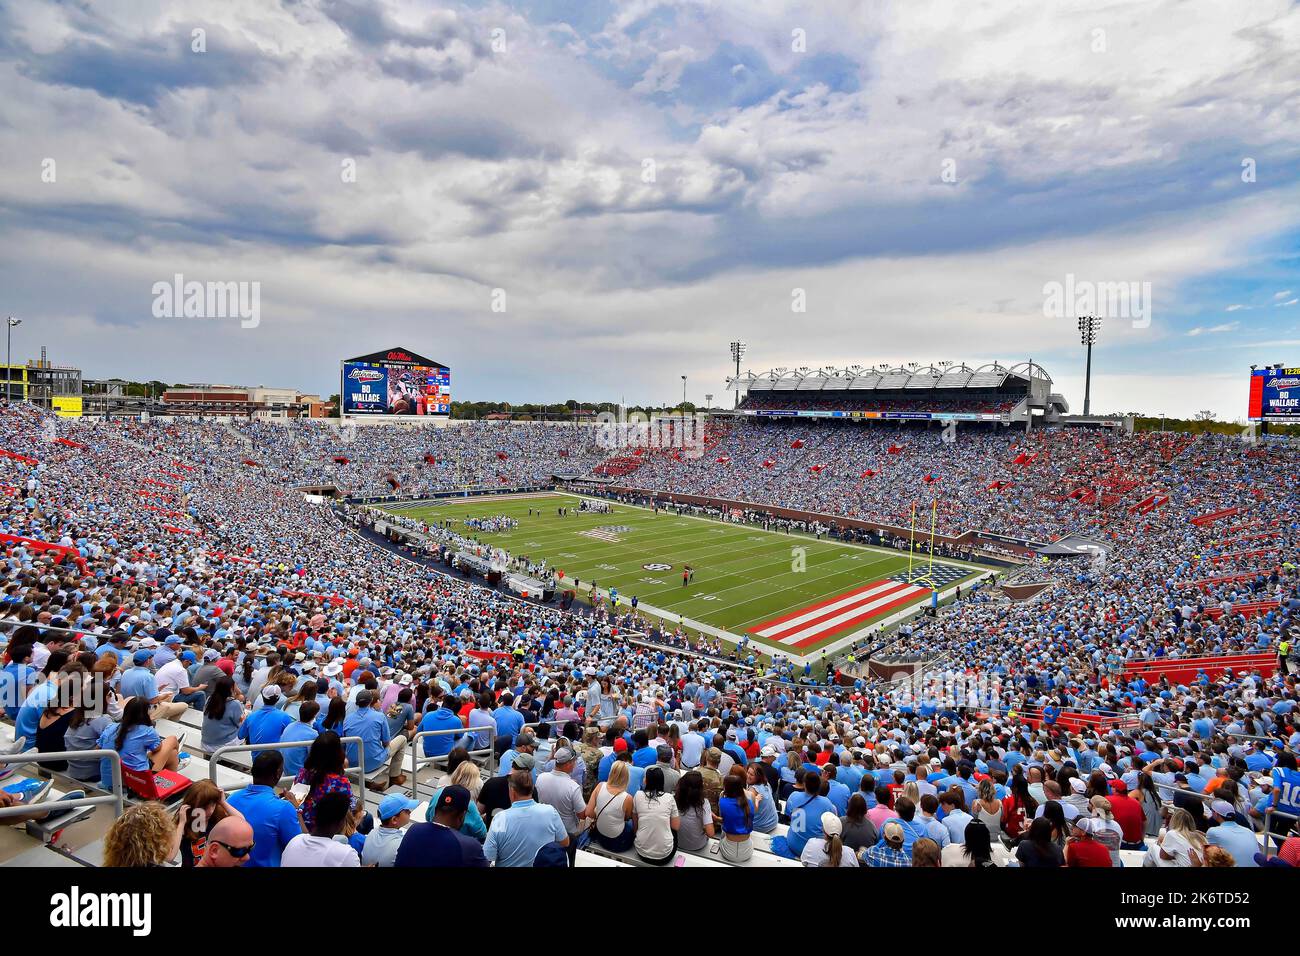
{"left": 282, "top": 792, "right": 360, "bottom": 868}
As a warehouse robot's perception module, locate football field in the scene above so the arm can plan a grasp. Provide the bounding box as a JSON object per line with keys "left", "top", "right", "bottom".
{"left": 381, "top": 492, "right": 985, "bottom": 656}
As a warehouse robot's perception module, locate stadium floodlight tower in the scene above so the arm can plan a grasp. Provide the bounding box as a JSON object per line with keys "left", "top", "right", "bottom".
{"left": 730, "top": 341, "right": 747, "bottom": 408}
{"left": 1078, "top": 315, "right": 1101, "bottom": 416}
{"left": 5, "top": 317, "right": 20, "bottom": 403}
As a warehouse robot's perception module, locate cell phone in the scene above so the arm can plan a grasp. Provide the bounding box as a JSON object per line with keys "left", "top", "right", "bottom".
{"left": 290, "top": 783, "right": 310, "bottom": 801}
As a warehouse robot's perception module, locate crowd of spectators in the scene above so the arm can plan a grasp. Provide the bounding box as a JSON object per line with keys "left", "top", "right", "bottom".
{"left": 0, "top": 405, "right": 1296, "bottom": 869}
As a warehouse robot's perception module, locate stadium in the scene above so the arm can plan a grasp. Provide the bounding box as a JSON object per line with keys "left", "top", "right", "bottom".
{"left": 0, "top": 348, "right": 1295, "bottom": 883}
{"left": 0, "top": 0, "right": 1296, "bottom": 924}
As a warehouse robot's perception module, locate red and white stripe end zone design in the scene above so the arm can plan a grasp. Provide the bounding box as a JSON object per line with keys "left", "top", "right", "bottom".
{"left": 747, "top": 579, "right": 931, "bottom": 648}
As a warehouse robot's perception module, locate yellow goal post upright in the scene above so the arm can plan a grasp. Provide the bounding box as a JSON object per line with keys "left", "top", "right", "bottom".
{"left": 905, "top": 494, "right": 941, "bottom": 593}
{"left": 915, "top": 496, "right": 940, "bottom": 592}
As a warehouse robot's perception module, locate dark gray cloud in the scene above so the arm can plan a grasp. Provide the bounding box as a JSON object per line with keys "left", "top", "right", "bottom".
{"left": 8, "top": 24, "right": 274, "bottom": 107}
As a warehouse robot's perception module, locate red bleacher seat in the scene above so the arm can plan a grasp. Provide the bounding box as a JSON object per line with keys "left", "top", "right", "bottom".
{"left": 1202, "top": 599, "right": 1280, "bottom": 621}
{"left": 1121, "top": 652, "right": 1278, "bottom": 685}
{"left": 121, "top": 765, "right": 193, "bottom": 802}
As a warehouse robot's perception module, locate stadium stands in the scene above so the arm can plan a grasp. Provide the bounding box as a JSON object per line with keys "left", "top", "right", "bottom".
{"left": 0, "top": 402, "right": 1296, "bottom": 871}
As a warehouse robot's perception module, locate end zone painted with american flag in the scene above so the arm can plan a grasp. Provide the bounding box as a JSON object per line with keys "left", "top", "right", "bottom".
{"left": 747, "top": 578, "right": 932, "bottom": 648}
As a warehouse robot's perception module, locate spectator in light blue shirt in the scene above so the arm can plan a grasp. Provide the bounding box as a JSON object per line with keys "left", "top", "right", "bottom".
{"left": 1244, "top": 742, "right": 1275, "bottom": 774}
{"left": 499, "top": 732, "right": 538, "bottom": 777}
{"left": 772, "top": 771, "right": 835, "bottom": 858}
{"left": 492, "top": 694, "right": 525, "bottom": 746}
{"left": 1205, "top": 800, "right": 1260, "bottom": 866}
{"left": 279, "top": 701, "right": 320, "bottom": 778}
{"left": 917, "top": 794, "right": 951, "bottom": 847}
{"left": 822, "top": 766, "right": 851, "bottom": 816}
{"left": 464, "top": 692, "right": 496, "bottom": 753}
{"left": 341, "top": 689, "right": 408, "bottom": 787}
{"left": 15, "top": 667, "right": 66, "bottom": 742}
{"left": 227, "top": 751, "right": 303, "bottom": 868}
{"left": 119, "top": 650, "right": 163, "bottom": 703}
{"left": 419, "top": 694, "right": 468, "bottom": 758}
{"left": 940, "top": 790, "right": 974, "bottom": 845}
{"left": 482, "top": 770, "right": 569, "bottom": 867}
{"left": 0, "top": 640, "right": 39, "bottom": 719}
{"left": 240, "top": 686, "right": 295, "bottom": 761}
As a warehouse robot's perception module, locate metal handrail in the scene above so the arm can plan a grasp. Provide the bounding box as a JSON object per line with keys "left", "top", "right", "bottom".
{"left": 1262, "top": 807, "right": 1299, "bottom": 858}
{"left": 0, "top": 619, "right": 107, "bottom": 641}
{"left": 407, "top": 726, "right": 496, "bottom": 803}
{"left": 0, "top": 748, "right": 124, "bottom": 820}
{"left": 209, "top": 735, "right": 368, "bottom": 807}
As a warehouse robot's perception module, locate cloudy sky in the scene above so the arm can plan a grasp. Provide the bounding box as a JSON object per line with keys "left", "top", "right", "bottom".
{"left": 2, "top": 0, "right": 1298, "bottom": 417}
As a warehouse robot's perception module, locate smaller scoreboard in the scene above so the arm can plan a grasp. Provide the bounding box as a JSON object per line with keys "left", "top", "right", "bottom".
{"left": 1248, "top": 366, "right": 1300, "bottom": 421}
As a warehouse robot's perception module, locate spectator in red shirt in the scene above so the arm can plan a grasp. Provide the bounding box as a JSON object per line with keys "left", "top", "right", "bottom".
{"left": 1066, "top": 819, "right": 1114, "bottom": 867}
{"left": 342, "top": 649, "right": 361, "bottom": 682}
{"left": 886, "top": 768, "right": 906, "bottom": 807}
{"left": 1106, "top": 781, "right": 1147, "bottom": 849}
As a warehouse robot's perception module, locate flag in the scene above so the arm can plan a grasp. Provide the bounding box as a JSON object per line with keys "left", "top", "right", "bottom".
{"left": 333, "top": 455, "right": 349, "bottom": 464}
{"left": 790, "top": 439, "right": 805, "bottom": 449}
{"left": 424, "top": 454, "right": 436, "bottom": 464}
{"left": 922, "top": 473, "right": 939, "bottom": 483}
{"left": 716, "top": 455, "right": 731, "bottom": 464}
{"left": 810, "top": 464, "right": 824, "bottom": 473}
{"left": 888, "top": 444, "right": 902, "bottom": 455}
{"left": 496, "top": 452, "right": 508, "bottom": 460}
{"left": 763, "top": 459, "right": 775, "bottom": 468}
{"left": 860, "top": 469, "right": 875, "bottom": 478}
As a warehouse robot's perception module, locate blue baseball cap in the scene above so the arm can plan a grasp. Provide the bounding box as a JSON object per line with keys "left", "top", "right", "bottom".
{"left": 132, "top": 649, "right": 153, "bottom": 665}
{"left": 378, "top": 794, "right": 419, "bottom": 821}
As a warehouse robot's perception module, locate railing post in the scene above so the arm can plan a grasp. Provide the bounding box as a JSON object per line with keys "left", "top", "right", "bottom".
{"left": 405, "top": 725, "right": 498, "bottom": 804}
{"left": 0, "top": 749, "right": 124, "bottom": 823}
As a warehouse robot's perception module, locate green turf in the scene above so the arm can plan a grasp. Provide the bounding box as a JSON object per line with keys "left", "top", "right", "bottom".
{"left": 380, "top": 492, "right": 983, "bottom": 654}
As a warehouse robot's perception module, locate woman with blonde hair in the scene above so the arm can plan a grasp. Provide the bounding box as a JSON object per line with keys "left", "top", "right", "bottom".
{"left": 586, "top": 759, "right": 635, "bottom": 852}
{"left": 426, "top": 759, "right": 488, "bottom": 840}
{"left": 103, "top": 802, "right": 181, "bottom": 867}
{"left": 901, "top": 781, "right": 921, "bottom": 808}
{"left": 1146, "top": 807, "right": 1206, "bottom": 867}
{"left": 973, "top": 777, "right": 1003, "bottom": 832}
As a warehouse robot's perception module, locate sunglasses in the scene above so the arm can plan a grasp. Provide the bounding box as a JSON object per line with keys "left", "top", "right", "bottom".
{"left": 212, "top": 840, "right": 255, "bottom": 858}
